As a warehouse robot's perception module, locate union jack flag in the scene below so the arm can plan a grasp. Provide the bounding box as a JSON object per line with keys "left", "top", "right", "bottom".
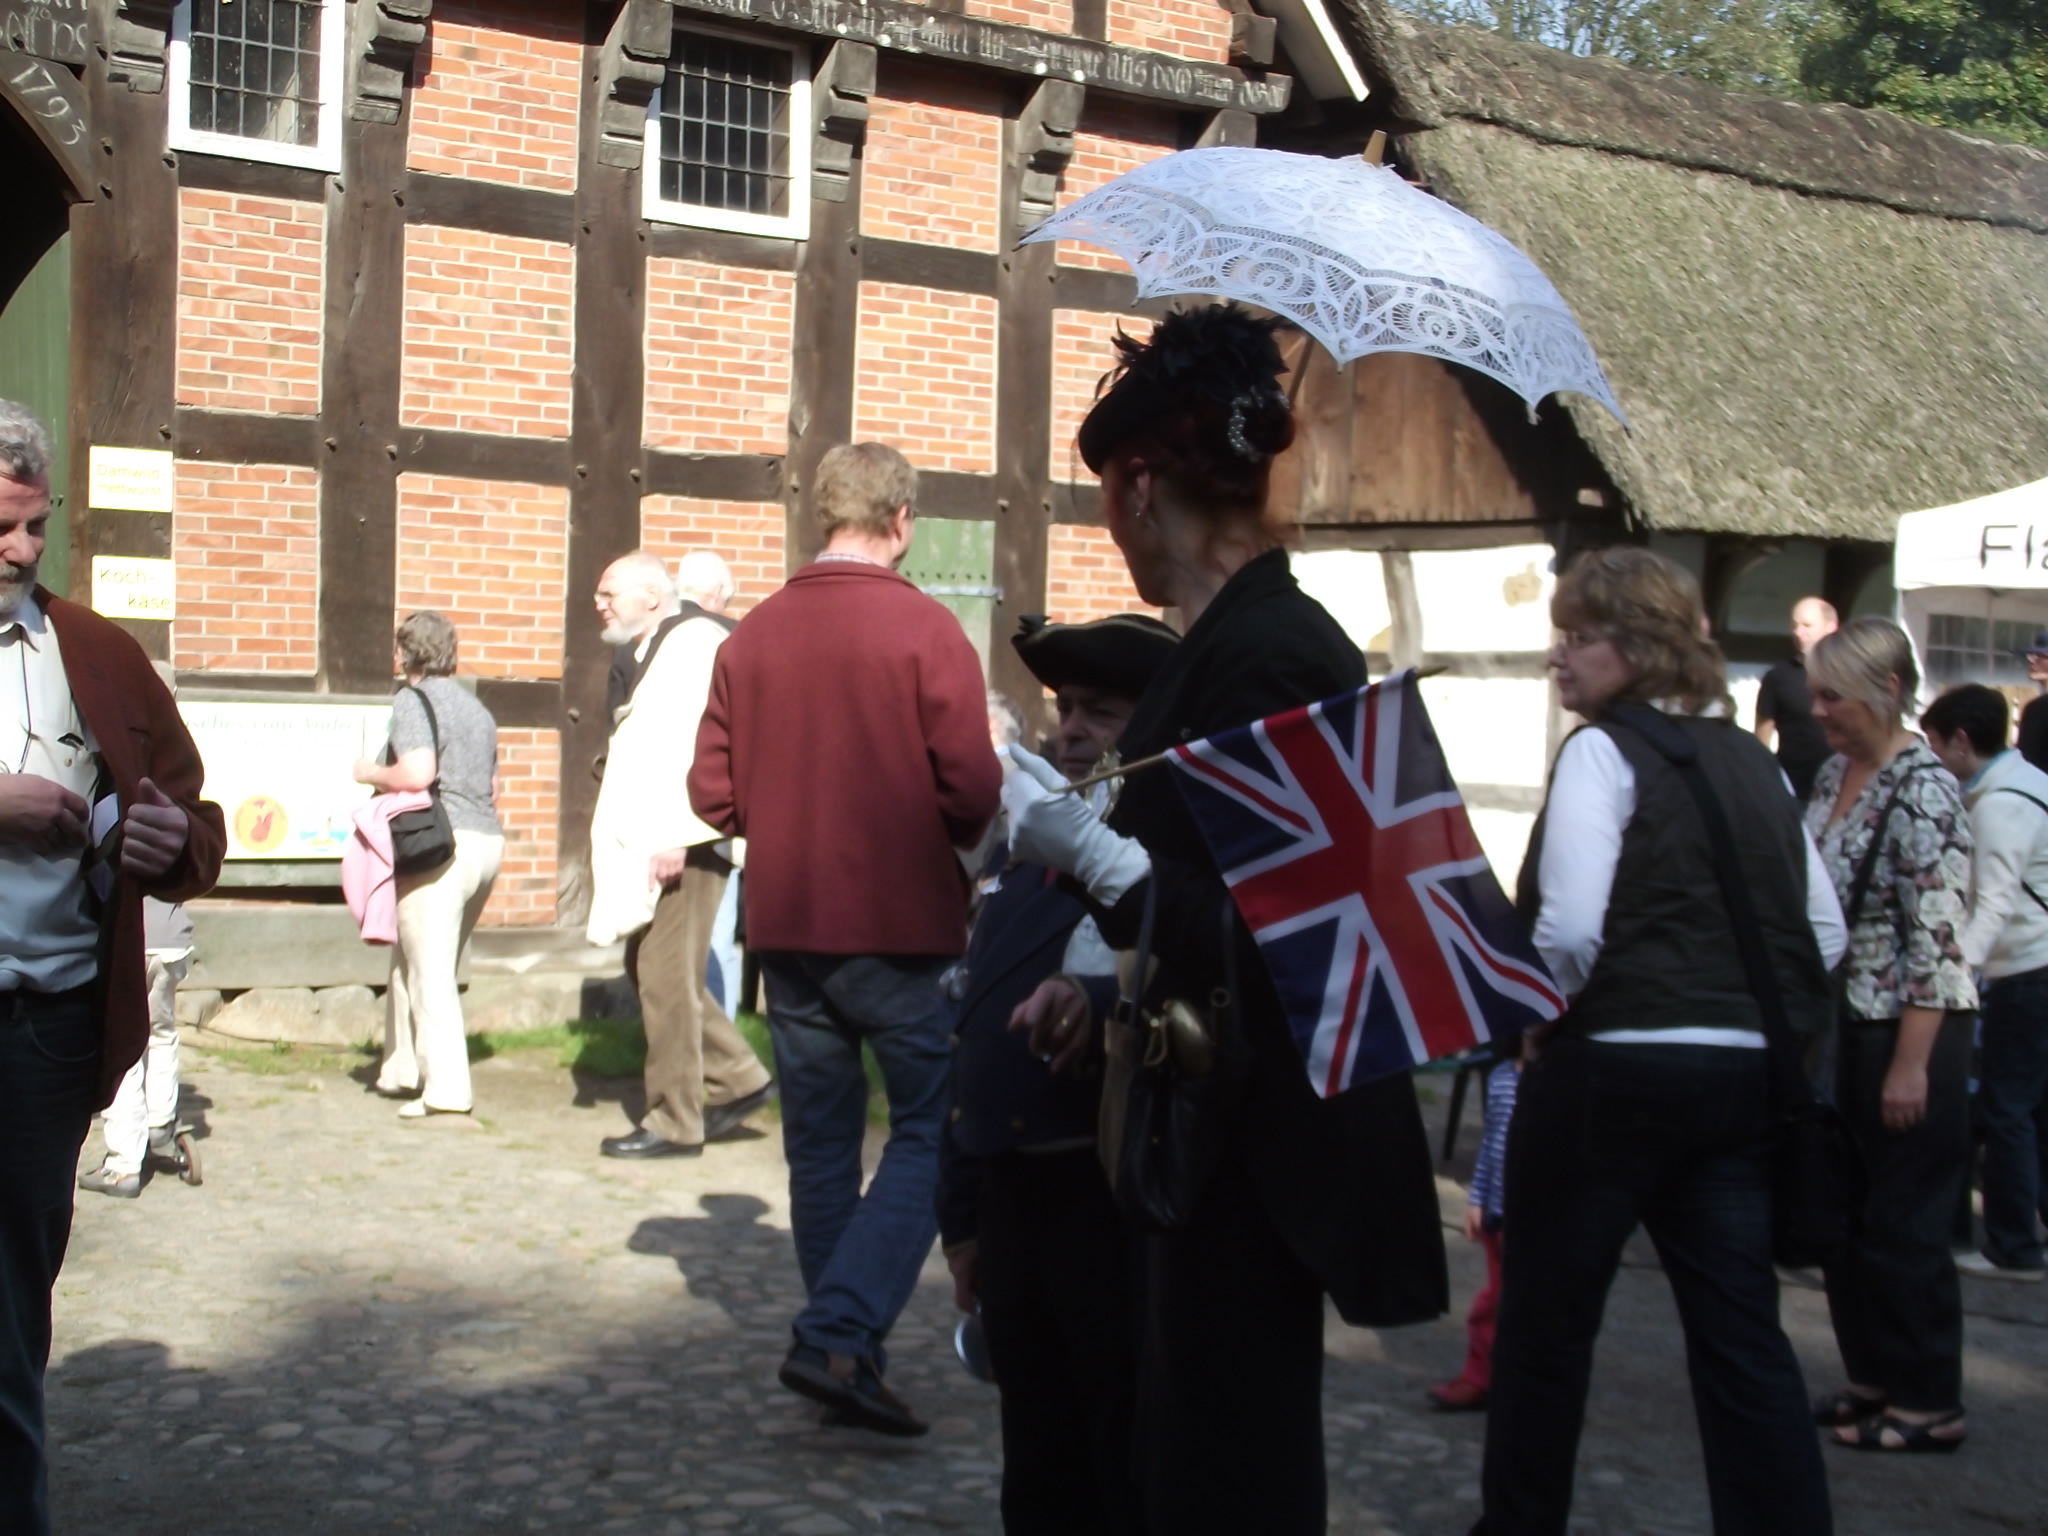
{"left": 1167, "top": 672, "right": 1564, "bottom": 1096}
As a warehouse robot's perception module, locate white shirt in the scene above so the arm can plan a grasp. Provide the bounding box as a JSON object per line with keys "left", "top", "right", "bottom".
{"left": 1534, "top": 726, "right": 1848, "bottom": 1048}
{"left": 1960, "top": 749, "right": 2048, "bottom": 979}
{"left": 0, "top": 596, "right": 103, "bottom": 992}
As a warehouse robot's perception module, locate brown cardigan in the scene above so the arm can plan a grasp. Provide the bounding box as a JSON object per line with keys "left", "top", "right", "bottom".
{"left": 38, "top": 588, "right": 226, "bottom": 1106}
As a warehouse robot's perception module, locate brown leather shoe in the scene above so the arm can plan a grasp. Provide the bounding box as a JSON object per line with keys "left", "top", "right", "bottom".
{"left": 778, "top": 1345, "right": 928, "bottom": 1437}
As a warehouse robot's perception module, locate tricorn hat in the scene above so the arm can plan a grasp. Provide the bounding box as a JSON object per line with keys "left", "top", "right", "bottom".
{"left": 1013, "top": 613, "right": 1179, "bottom": 699}
{"left": 2015, "top": 629, "right": 2048, "bottom": 658}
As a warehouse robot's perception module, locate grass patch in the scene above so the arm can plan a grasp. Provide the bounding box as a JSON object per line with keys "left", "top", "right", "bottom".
{"left": 189, "top": 1039, "right": 374, "bottom": 1076}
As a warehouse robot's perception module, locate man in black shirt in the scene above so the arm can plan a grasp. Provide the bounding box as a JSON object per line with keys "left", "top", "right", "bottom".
{"left": 1753, "top": 595, "right": 1837, "bottom": 800}
{"left": 2016, "top": 630, "right": 2048, "bottom": 773}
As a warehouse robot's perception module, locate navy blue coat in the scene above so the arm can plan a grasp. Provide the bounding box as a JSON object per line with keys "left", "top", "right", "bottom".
{"left": 936, "top": 855, "right": 1119, "bottom": 1250}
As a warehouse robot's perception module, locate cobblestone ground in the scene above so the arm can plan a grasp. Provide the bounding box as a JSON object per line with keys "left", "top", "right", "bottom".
{"left": 49, "top": 1043, "right": 2048, "bottom": 1535}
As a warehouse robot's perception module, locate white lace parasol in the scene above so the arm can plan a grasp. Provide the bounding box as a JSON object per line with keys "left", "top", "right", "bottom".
{"left": 1020, "top": 146, "right": 1626, "bottom": 424}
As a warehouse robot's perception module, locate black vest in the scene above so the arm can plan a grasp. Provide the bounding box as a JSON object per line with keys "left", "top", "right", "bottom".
{"left": 1521, "top": 715, "right": 1832, "bottom": 1039}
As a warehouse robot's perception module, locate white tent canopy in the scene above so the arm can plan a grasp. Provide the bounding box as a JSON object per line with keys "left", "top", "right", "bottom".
{"left": 1893, "top": 478, "right": 2048, "bottom": 694}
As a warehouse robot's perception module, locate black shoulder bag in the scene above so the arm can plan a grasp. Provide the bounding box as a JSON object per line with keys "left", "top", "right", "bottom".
{"left": 389, "top": 685, "right": 457, "bottom": 875}
{"left": 1608, "top": 705, "right": 1864, "bottom": 1269}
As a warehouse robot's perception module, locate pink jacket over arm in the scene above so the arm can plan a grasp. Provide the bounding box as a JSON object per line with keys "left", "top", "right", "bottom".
{"left": 343, "top": 792, "right": 433, "bottom": 945}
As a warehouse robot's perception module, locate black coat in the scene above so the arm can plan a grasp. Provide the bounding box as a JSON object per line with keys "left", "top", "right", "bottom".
{"left": 1092, "top": 549, "right": 1448, "bottom": 1328}
{"left": 937, "top": 855, "right": 1118, "bottom": 1249}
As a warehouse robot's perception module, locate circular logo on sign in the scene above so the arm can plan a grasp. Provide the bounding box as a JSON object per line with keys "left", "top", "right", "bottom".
{"left": 233, "top": 795, "right": 289, "bottom": 855}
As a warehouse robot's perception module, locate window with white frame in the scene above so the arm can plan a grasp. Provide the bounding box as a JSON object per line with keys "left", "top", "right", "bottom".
{"left": 168, "top": 0, "right": 344, "bottom": 172}
{"left": 642, "top": 26, "right": 811, "bottom": 241}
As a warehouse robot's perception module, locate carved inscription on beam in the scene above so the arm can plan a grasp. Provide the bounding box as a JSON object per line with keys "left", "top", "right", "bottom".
{"left": 596, "top": 0, "right": 669, "bottom": 168}
{"left": 1012, "top": 78, "right": 1081, "bottom": 229}
{"left": 810, "top": 39, "right": 874, "bottom": 203}
{"left": 2, "top": 0, "right": 88, "bottom": 66}
{"left": 667, "top": 0, "right": 1291, "bottom": 113}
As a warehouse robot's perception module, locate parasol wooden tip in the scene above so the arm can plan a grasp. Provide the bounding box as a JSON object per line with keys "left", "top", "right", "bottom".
{"left": 1362, "top": 130, "right": 1388, "bottom": 166}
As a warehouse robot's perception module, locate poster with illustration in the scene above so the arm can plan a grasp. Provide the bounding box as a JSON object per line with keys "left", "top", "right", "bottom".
{"left": 177, "top": 700, "right": 395, "bottom": 860}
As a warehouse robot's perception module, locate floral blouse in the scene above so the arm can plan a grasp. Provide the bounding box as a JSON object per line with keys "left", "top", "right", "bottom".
{"left": 1805, "top": 741, "right": 1977, "bottom": 1021}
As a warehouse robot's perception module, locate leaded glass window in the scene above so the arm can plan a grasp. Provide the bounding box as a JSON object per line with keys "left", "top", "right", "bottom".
{"left": 1925, "top": 613, "right": 2035, "bottom": 686}
{"left": 657, "top": 32, "right": 794, "bottom": 219}
{"left": 186, "top": 0, "right": 325, "bottom": 148}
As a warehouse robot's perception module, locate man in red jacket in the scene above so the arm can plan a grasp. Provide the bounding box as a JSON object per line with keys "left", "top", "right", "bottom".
{"left": 690, "top": 442, "right": 1001, "bottom": 1437}
{"left": 0, "top": 400, "right": 226, "bottom": 1533}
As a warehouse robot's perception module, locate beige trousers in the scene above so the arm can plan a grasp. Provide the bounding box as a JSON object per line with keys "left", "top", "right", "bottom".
{"left": 381, "top": 828, "right": 503, "bottom": 1111}
{"left": 625, "top": 855, "right": 769, "bottom": 1146}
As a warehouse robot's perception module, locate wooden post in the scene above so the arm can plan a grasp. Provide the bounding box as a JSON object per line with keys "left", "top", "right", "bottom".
{"left": 1382, "top": 548, "right": 1424, "bottom": 672}
{"left": 556, "top": 1, "right": 653, "bottom": 926}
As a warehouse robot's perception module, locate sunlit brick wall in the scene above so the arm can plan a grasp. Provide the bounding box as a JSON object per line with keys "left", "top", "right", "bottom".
{"left": 1056, "top": 99, "right": 1180, "bottom": 270}
{"left": 643, "top": 260, "right": 793, "bottom": 456}
{"left": 1051, "top": 309, "right": 1152, "bottom": 481}
{"left": 861, "top": 63, "right": 1005, "bottom": 251}
{"left": 395, "top": 474, "right": 568, "bottom": 679}
{"left": 1106, "top": 0, "right": 1233, "bottom": 60}
{"left": 407, "top": 0, "right": 583, "bottom": 191}
{"left": 482, "top": 727, "right": 560, "bottom": 925}
{"left": 1047, "top": 524, "right": 1155, "bottom": 623}
{"left": 965, "top": 0, "right": 1071, "bottom": 25}
{"left": 400, "top": 225, "right": 574, "bottom": 438}
{"left": 175, "top": 190, "right": 324, "bottom": 416}
{"left": 852, "top": 283, "right": 998, "bottom": 472}
{"left": 639, "top": 497, "right": 787, "bottom": 613}
{"left": 171, "top": 462, "right": 320, "bottom": 673}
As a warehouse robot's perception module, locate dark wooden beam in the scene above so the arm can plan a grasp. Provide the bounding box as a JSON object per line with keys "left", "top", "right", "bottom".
{"left": 174, "top": 151, "right": 330, "bottom": 202}
{"left": 314, "top": 100, "right": 409, "bottom": 693}
{"left": 861, "top": 238, "right": 998, "bottom": 296}
{"left": 70, "top": 48, "right": 179, "bottom": 655}
{"left": 919, "top": 470, "right": 1000, "bottom": 520}
{"left": 642, "top": 450, "right": 784, "bottom": 501}
{"left": 645, "top": 223, "right": 798, "bottom": 270}
{"left": 172, "top": 408, "right": 321, "bottom": 467}
{"left": 396, "top": 427, "right": 575, "bottom": 486}
{"left": 1050, "top": 481, "right": 1103, "bottom": 525}
{"left": 783, "top": 41, "right": 872, "bottom": 569}
{"left": 1051, "top": 265, "right": 1138, "bottom": 313}
{"left": 1296, "top": 520, "right": 1562, "bottom": 552}
{"left": 401, "top": 171, "right": 577, "bottom": 243}
{"left": 989, "top": 83, "right": 1070, "bottom": 717}
{"left": 475, "top": 676, "right": 564, "bottom": 729}
{"left": 556, "top": 4, "right": 650, "bottom": 926}
{"left": 665, "top": 0, "right": 1291, "bottom": 114}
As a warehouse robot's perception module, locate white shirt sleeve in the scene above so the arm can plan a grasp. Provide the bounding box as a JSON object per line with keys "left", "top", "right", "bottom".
{"left": 1803, "top": 826, "right": 1848, "bottom": 970}
{"left": 1533, "top": 730, "right": 1634, "bottom": 998}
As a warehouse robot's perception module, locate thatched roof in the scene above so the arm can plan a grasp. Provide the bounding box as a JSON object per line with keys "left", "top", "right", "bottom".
{"left": 1331, "top": 1, "right": 2048, "bottom": 540}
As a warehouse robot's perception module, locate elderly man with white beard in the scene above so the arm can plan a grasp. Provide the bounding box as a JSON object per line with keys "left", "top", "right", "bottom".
{"left": 588, "top": 549, "right": 773, "bottom": 1158}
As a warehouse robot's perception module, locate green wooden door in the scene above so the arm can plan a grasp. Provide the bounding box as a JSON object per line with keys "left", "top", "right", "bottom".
{"left": 900, "top": 518, "right": 997, "bottom": 677}
{"left": 0, "top": 234, "right": 71, "bottom": 591}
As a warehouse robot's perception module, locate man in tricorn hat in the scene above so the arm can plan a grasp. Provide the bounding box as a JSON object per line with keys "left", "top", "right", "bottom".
{"left": 937, "top": 611, "right": 1178, "bottom": 1536}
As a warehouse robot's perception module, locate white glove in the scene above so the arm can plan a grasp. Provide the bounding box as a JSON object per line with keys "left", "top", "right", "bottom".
{"left": 1002, "top": 745, "right": 1152, "bottom": 905}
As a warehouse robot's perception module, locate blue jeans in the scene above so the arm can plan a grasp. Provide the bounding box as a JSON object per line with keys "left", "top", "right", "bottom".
{"left": 0, "top": 986, "right": 102, "bottom": 1536}
{"left": 758, "top": 953, "right": 952, "bottom": 1365}
{"left": 1479, "top": 1039, "right": 1830, "bottom": 1536}
{"left": 1979, "top": 969, "right": 2048, "bottom": 1269}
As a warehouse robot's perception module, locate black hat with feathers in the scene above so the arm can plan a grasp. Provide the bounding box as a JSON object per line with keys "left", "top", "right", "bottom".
{"left": 1076, "top": 303, "right": 1292, "bottom": 474}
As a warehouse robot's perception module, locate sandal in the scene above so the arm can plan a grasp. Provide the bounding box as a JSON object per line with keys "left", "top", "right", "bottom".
{"left": 1812, "top": 1388, "right": 1885, "bottom": 1427}
{"left": 1833, "top": 1409, "right": 1966, "bottom": 1453}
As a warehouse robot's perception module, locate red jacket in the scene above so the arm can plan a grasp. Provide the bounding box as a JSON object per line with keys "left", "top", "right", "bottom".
{"left": 689, "top": 561, "right": 1001, "bottom": 956}
{"left": 39, "top": 590, "right": 227, "bottom": 1106}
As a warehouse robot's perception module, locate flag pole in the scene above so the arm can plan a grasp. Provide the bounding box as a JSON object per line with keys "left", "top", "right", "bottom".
{"left": 1050, "top": 665, "right": 1449, "bottom": 796}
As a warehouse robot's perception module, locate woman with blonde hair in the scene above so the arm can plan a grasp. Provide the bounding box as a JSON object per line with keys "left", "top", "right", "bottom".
{"left": 1476, "top": 547, "right": 1841, "bottom": 1534}
{"left": 1804, "top": 617, "right": 1976, "bottom": 1452}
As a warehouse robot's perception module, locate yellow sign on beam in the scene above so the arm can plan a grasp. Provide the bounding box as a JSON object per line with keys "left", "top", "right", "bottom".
{"left": 87, "top": 446, "right": 176, "bottom": 513}
{"left": 91, "top": 556, "right": 176, "bottom": 620}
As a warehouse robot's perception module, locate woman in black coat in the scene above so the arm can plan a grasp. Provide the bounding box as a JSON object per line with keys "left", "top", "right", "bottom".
{"left": 1005, "top": 307, "right": 1446, "bottom": 1533}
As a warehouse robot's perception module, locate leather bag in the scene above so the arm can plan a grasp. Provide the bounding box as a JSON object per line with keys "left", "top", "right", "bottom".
{"left": 388, "top": 685, "right": 457, "bottom": 876}
{"left": 1608, "top": 704, "right": 1864, "bottom": 1270}
{"left": 1102, "top": 883, "right": 1251, "bottom": 1231}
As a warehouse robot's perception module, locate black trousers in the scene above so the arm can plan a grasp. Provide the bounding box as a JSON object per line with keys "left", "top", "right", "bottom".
{"left": 1824, "top": 1015, "right": 1971, "bottom": 1411}
{"left": 0, "top": 987, "right": 101, "bottom": 1536}
{"left": 1135, "top": 1160, "right": 1326, "bottom": 1536}
{"left": 1478, "top": 1040, "right": 1830, "bottom": 1536}
{"left": 976, "top": 1149, "right": 1142, "bottom": 1536}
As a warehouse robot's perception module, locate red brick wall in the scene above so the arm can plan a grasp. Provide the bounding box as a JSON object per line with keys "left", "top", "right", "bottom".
{"left": 853, "top": 283, "right": 998, "bottom": 473}
{"left": 1048, "top": 524, "right": 1154, "bottom": 622}
{"left": 643, "top": 260, "right": 793, "bottom": 456}
{"left": 407, "top": 0, "right": 583, "bottom": 192}
{"left": 640, "top": 497, "right": 787, "bottom": 613}
{"left": 861, "top": 64, "right": 1004, "bottom": 252}
{"left": 482, "top": 727, "right": 560, "bottom": 926}
{"left": 1056, "top": 100, "right": 1180, "bottom": 270}
{"left": 395, "top": 473, "right": 569, "bottom": 679}
{"left": 175, "top": 190, "right": 324, "bottom": 416}
{"left": 170, "top": 462, "right": 320, "bottom": 673}
{"left": 966, "top": 0, "right": 1070, "bottom": 25}
{"left": 1051, "top": 309, "right": 1152, "bottom": 480}
{"left": 400, "top": 225, "right": 574, "bottom": 438}
{"left": 1107, "top": 0, "right": 1233, "bottom": 60}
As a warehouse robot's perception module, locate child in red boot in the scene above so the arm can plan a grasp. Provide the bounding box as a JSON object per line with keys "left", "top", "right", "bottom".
{"left": 1429, "top": 1055, "right": 1517, "bottom": 1412}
